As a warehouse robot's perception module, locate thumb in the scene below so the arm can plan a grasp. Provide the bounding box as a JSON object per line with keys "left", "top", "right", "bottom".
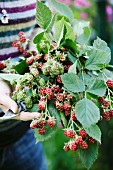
{"left": 0, "top": 94, "right": 18, "bottom": 113}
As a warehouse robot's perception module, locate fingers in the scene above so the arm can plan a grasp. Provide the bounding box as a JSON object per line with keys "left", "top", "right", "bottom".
{"left": 13, "top": 111, "right": 41, "bottom": 121}
{"left": 0, "top": 94, "right": 18, "bottom": 113}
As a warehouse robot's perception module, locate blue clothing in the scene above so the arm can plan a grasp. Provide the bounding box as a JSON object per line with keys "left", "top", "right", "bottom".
{"left": 0, "top": 129, "right": 47, "bottom": 170}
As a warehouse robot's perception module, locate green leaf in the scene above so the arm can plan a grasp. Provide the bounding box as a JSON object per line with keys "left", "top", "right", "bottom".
{"left": 60, "top": 111, "right": 67, "bottom": 128}
{"left": 67, "top": 52, "right": 76, "bottom": 63}
{"left": 34, "top": 124, "right": 57, "bottom": 142}
{"left": 61, "top": 73, "right": 85, "bottom": 93}
{"left": 28, "top": 104, "right": 39, "bottom": 112}
{"left": 79, "top": 143, "right": 98, "bottom": 169}
{"left": 85, "top": 49, "right": 110, "bottom": 70}
{"left": 13, "top": 60, "right": 29, "bottom": 74}
{"left": 93, "top": 37, "right": 111, "bottom": 63}
{"left": 33, "top": 32, "right": 44, "bottom": 44}
{"left": 0, "top": 74, "right": 22, "bottom": 82}
{"left": 64, "top": 21, "right": 75, "bottom": 41}
{"left": 68, "top": 60, "right": 77, "bottom": 74}
{"left": 85, "top": 124, "right": 101, "bottom": 143}
{"left": 73, "top": 20, "right": 90, "bottom": 37}
{"left": 62, "top": 39, "right": 77, "bottom": 55}
{"left": 48, "top": 101, "right": 61, "bottom": 127}
{"left": 54, "top": 18, "right": 64, "bottom": 46}
{"left": 36, "top": 1, "right": 52, "bottom": 29}
{"left": 49, "top": 0, "right": 74, "bottom": 22}
{"left": 86, "top": 78, "right": 106, "bottom": 96}
{"left": 76, "top": 27, "right": 91, "bottom": 45}
{"left": 46, "top": 13, "right": 58, "bottom": 33}
{"left": 75, "top": 98, "right": 100, "bottom": 128}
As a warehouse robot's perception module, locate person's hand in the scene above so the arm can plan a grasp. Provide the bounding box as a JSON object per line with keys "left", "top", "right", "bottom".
{"left": 0, "top": 79, "right": 41, "bottom": 121}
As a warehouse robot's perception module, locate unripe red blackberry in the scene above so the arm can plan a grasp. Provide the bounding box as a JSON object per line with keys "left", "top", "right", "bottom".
{"left": 69, "top": 142, "right": 77, "bottom": 151}
{"left": 71, "top": 111, "right": 77, "bottom": 120}
{"left": 63, "top": 144, "right": 70, "bottom": 152}
{"left": 12, "top": 40, "right": 19, "bottom": 47}
{"left": 26, "top": 56, "right": 34, "bottom": 65}
{"left": 38, "top": 127, "right": 46, "bottom": 135}
{"left": 98, "top": 97, "right": 105, "bottom": 103}
{"left": 18, "top": 31, "right": 24, "bottom": 37}
{"left": 56, "top": 93, "right": 64, "bottom": 101}
{"left": 52, "top": 85, "right": 60, "bottom": 93}
{"left": 88, "top": 137, "right": 96, "bottom": 144}
{"left": 23, "top": 50, "right": 31, "bottom": 57}
{"left": 109, "top": 110, "right": 113, "bottom": 117}
{"left": 40, "top": 87, "right": 46, "bottom": 95}
{"left": 79, "top": 130, "right": 87, "bottom": 138}
{"left": 67, "top": 94, "right": 72, "bottom": 100}
{"left": 65, "top": 110, "right": 71, "bottom": 116}
{"left": 35, "top": 55, "right": 42, "bottom": 60}
{"left": 18, "top": 46, "right": 24, "bottom": 52}
{"left": 80, "top": 141, "right": 88, "bottom": 149}
{"left": 0, "top": 62, "right": 6, "bottom": 70}
{"left": 75, "top": 136, "right": 83, "bottom": 145}
{"left": 47, "top": 117, "right": 56, "bottom": 128}
{"left": 106, "top": 79, "right": 113, "bottom": 88}
{"left": 63, "top": 102, "right": 71, "bottom": 111}
{"left": 103, "top": 111, "right": 110, "bottom": 121}
{"left": 103, "top": 100, "right": 110, "bottom": 108}
{"left": 38, "top": 100, "right": 46, "bottom": 111}
{"left": 64, "top": 129, "right": 75, "bottom": 138}
{"left": 20, "top": 36, "right": 26, "bottom": 43}
{"left": 30, "top": 120, "right": 39, "bottom": 129}
{"left": 56, "top": 75, "right": 62, "bottom": 83}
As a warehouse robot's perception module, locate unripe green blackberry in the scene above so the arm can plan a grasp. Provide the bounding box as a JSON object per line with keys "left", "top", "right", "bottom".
{"left": 10, "top": 79, "right": 17, "bottom": 86}
{"left": 12, "top": 93, "right": 17, "bottom": 101}
{"left": 30, "top": 68, "right": 39, "bottom": 77}
{"left": 25, "top": 96, "right": 33, "bottom": 108}
{"left": 32, "top": 89, "right": 37, "bottom": 97}
{"left": 39, "top": 78, "right": 45, "bottom": 87}
{"left": 17, "top": 91, "right": 25, "bottom": 101}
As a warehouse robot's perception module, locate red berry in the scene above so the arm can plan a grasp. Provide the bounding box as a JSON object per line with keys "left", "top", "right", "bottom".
{"left": 65, "top": 110, "right": 71, "bottom": 116}
{"left": 103, "top": 111, "right": 110, "bottom": 121}
{"left": 56, "top": 93, "right": 64, "bottom": 101}
{"left": 63, "top": 144, "right": 70, "bottom": 152}
{"left": 47, "top": 94, "right": 54, "bottom": 100}
{"left": 38, "top": 127, "right": 46, "bottom": 135}
{"left": 63, "top": 102, "right": 71, "bottom": 111}
{"left": 44, "top": 54, "right": 49, "bottom": 60}
{"left": 38, "top": 101, "right": 46, "bottom": 111}
{"left": 88, "top": 137, "right": 96, "bottom": 144}
{"left": 20, "top": 36, "right": 26, "bottom": 43}
{"left": 69, "top": 142, "right": 77, "bottom": 151}
{"left": 67, "top": 94, "right": 72, "bottom": 100}
{"left": 56, "top": 75, "right": 62, "bottom": 83}
{"left": 79, "top": 130, "right": 87, "bottom": 138}
{"left": 47, "top": 117, "right": 56, "bottom": 128}
{"left": 18, "top": 46, "right": 24, "bottom": 52}
{"left": 23, "top": 50, "right": 31, "bottom": 57}
{"left": 45, "top": 88, "right": 52, "bottom": 96}
{"left": 109, "top": 110, "right": 113, "bottom": 117}
{"left": 30, "top": 120, "right": 39, "bottom": 129}
{"left": 0, "top": 62, "right": 6, "bottom": 70}
{"left": 64, "top": 129, "right": 75, "bottom": 138}
{"left": 40, "top": 87, "right": 46, "bottom": 95}
{"left": 18, "top": 31, "right": 24, "bottom": 37}
{"left": 31, "top": 51, "right": 37, "bottom": 56}
{"left": 103, "top": 100, "right": 110, "bottom": 108}
{"left": 71, "top": 111, "right": 77, "bottom": 120}
{"left": 75, "top": 136, "right": 83, "bottom": 145}
{"left": 26, "top": 56, "right": 34, "bottom": 65}
{"left": 12, "top": 40, "right": 19, "bottom": 47}
{"left": 106, "top": 79, "right": 113, "bottom": 88}
{"left": 98, "top": 97, "right": 105, "bottom": 103}
{"left": 52, "top": 85, "right": 60, "bottom": 93}
{"left": 80, "top": 141, "right": 88, "bottom": 149}
{"left": 35, "top": 55, "right": 42, "bottom": 60}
